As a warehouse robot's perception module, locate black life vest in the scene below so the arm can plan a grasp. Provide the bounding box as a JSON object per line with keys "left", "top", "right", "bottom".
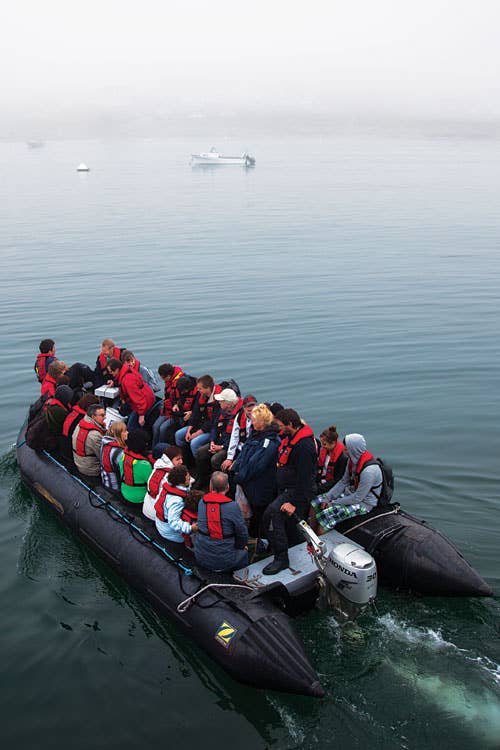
{"left": 197, "top": 384, "right": 222, "bottom": 422}
{"left": 277, "top": 425, "right": 315, "bottom": 466}
{"left": 318, "top": 441, "right": 345, "bottom": 482}
{"left": 101, "top": 440, "right": 122, "bottom": 473}
{"left": 148, "top": 466, "right": 169, "bottom": 500}
{"left": 154, "top": 482, "right": 188, "bottom": 522}
{"left": 200, "top": 491, "right": 233, "bottom": 540}
{"left": 122, "top": 449, "right": 150, "bottom": 488}
{"left": 74, "top": 419, "right": 105, "bottom": 457}
{"left": 62, "top": 405, "right": 86, "bottom": 438}
{"left": 213, "top": 399, "right": 244, "bottom": 442}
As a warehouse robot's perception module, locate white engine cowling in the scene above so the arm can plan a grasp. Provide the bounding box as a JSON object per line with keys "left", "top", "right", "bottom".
{"left": 324, "top": 542, "right": 377, "bottom": 606}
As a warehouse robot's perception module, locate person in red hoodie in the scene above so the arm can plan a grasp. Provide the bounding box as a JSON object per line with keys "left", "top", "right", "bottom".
{"left": 107, "top": 357, "right": 157, "bottom": 431}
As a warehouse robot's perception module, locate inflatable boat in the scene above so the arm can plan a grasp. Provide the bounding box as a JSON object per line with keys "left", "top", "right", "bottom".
{"left": 16, "top": 421, "right": 379, "bottom": 698}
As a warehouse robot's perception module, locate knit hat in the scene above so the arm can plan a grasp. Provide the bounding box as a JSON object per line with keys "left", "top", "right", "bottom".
{"left": 54, "top": 385, "right": 74, "bottom": 408}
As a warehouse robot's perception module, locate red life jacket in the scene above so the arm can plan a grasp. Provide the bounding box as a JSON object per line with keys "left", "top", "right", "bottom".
{"left": 98, "top": 346, "right": 121, "bottom": 371}
{"left": 318, "top": 441, "right": 345, "bottom": 482}
{"left": 148, "top": 466, "right": 169, "bottom": 500}
{"left": 74, "top": 419, "right": 105, "bottom": 457}
{"left": 35, "top": 353, "right": 52, "bottom": 383}
{"left": 278, "top": 425, "right": 315, "bottom": 466}
{"left": 62, "top": 405, "right": 86, "bottom": 437}
{"left": 101, "top": 440, "right": 122, "bottom": 473}
{"left": 181, "top": 507, "right": 198, "bottom": 547}
{"left": 162, "top": 366, "right": 184, "bottom": 416}
{"left": 349, "top": 450, "right": 376, "bottom": 489}
{"left": 122, "top": 449, "right": 150, "bottom": 487}
{"left": 154, "top": 482, "right": 188, "bottom": 522}
{"left": 172, "top": 384, "right": 197, "bottom": 412}
{"left": 41, "top": 374, "right": 57, "bottom": 398}
{"left": 197, "top": 384, "right": 222, "bottom": 422}
{"left": 118, "top": 364, "right": 154, "bottom": 412}
{"left": 201, "top": 491, "right": 233, "bottom": 540}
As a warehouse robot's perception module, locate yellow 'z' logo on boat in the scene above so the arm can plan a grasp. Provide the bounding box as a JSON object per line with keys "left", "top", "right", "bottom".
{"left": 215, "top": 621, "right": 237, "bottom": 648}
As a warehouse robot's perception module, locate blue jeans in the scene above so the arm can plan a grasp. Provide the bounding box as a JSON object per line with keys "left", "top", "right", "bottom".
{"left": 152, "top": 415, "right": 173, "bottom": 446}
{"left": 175, "top": 426, "right": 210, "bottom": 457}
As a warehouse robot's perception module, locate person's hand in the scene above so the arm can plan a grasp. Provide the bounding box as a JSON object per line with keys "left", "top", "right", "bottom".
{"left": 191, "top": 522, "right": 198, "bottom": 533}
{"left": 221, "top": 459, "right": 233, "bottom": 471}
{"left": 106, "top": 379, "right": 114, "bottom": 386}
{"left": 138, "top": 415, "right": 145, "bottom": 427}
{"left": 172, "top": 404, "right": 179, "bottom": 412}
{"left": 280, "top": 502, "right": 296, "bottom": 516}
{"left": 185, "top": 428, "right": 192, "bottom": 442}
{"left": 183, "top": 410, "right": 192, "bottom": 421}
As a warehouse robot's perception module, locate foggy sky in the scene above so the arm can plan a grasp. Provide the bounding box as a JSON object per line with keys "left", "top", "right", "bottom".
{"left": 3, "top": 0, "right": 500, "bottom": 136}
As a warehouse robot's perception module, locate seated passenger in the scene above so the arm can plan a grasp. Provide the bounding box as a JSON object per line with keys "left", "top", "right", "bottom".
{"left": 107, "top": 356, "right": 156, "bottom": 431}
{"left": 60, "top": 394, "right": 99, "bottom": 462}
{"left": 232, "top": 403, "right": 281, "bottom": 538}
{"left": 193, "top": 388, "right": 242, "bottom": 490}
{"left": 143, "top": 445, "right": 183, "bottom": 520}
{"left": 95, "top": 338, "right": 125, "bottom": 386}
{"left": 119, "top": 429, "right": 153, "bottom": 504}
{"left": 152, "top": 375, "right": 198, "bottom": 455}
{"left": 152, "top": 363, "right": 185, "bottom": 447}
{"left": 100, "top": 421, "right": 128, "bottom": 494}
{"left": 41, "top": 360, "right": 68, "bottom": 398}
{"left": 220, "top": 394, "right": 257, "bottom": 472}
{"left": 154, "top": 465, "right": 197, "bottom": 552}
{"left": 194, "top": 471, "right": 248, "bottom": 572}
{"left": 40, "top": 385, "right": 73, "bottom": 450}
{"left": 72, "top": 403, "right": 107, "bottom": 485}
{"left": 311, "top": 433, "right": 383, "bottom": 532}
{"left": 175, "top": 375, "right": 222, "bottom": 465}
{"left": 316, "top": 425, "right": 347, "bottom": 494}
{"left": 181, "top": 489, "right": 203, "bottom": 547}
{"left": 34, "top": 338, "right": 57, "bottom": 383}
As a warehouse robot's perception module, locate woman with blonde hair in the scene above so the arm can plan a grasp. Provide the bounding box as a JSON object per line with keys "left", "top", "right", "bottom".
{"left": 100, "top": 420, "right": 128, "bottom": 493}
{"left": 232, "top": 404, "right": 281, "bottom": 537}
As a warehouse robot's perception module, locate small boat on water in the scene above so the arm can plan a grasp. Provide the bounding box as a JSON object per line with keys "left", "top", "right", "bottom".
{"left": 77, "top": 163, "right": 90, "bottom": 172}
{"left": 191, "top": 147, "right": 255, "bottom": 167}
{"left": 27, "top": 141, "right": 44, "bottom": 149}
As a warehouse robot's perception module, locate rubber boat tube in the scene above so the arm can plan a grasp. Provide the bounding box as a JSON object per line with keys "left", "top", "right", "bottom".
{"left": 15, "top": 423, "right": 324, "bottom": 697}
{"left": 336, "top": 505, "right": 492, "bottom": 597}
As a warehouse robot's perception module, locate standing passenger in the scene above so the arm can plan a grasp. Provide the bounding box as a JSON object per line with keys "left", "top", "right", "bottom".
{"left": 34, "top": 338, "right": 57, "bottom": 383}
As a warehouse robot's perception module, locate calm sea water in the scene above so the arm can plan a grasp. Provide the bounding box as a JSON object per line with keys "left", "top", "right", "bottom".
{"left": 0, "top": 132, "right": 499, "bottom": 749}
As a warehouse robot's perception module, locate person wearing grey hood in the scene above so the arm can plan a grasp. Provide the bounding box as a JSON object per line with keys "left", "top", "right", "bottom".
{"left": 311, "top": 433, "right": 383, "bottom": 532}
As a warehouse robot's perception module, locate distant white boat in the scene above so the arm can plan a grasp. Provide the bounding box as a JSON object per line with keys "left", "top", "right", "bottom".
{"left": 190, "top": 147, "right": 255, "bottom": 167}
{"left": 27, "top": 141, "right": 44, "bottom": 149}
{"left": 77, "top": 163, "right": 90, "bottom": 172}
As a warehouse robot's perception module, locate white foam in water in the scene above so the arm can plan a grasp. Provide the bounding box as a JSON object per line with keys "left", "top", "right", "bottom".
{"left": 266, "top": 697, "right": 305, "bottom": 745}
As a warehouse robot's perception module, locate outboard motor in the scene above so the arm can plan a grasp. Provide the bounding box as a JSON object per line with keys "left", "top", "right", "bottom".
{"left": 297, "top": 520, "right": 377, "bottom": 622}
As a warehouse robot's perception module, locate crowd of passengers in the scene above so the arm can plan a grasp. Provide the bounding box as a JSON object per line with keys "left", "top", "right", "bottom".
{"left": 30, "top": 337, "right": 386, "bottom": 575}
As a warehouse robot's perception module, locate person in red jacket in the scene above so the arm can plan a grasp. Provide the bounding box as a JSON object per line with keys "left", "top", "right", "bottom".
{"left": 107, "top": 357, "right": 157, "bottom": 431}
{"left": 41, "top": 360, "right": 68, "bottom": 398}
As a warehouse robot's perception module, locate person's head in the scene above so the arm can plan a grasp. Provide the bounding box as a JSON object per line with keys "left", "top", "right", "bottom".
{"left": 54, "top": 385, "right": 73, "bottom": 408}
{"left": 121, "top": 350, "right": 135, "bottom": 366}
{"left": 107, "top": 420, "right": 128, "bottom": 447}
{"left": 126, "top": 429, "right": 149, "bottom": 456}
{"left": 209, "top": 471, "right": 229, "bottom": 495}
{"left": 320, "top": 425, "right": 339, "bottom": 450}
{"left": 184, "top": 488, "right": 204, "bottom": 514}
{"left": 77, "top": 394, "right": 99, "bottom": 411}
{"left": 250, "top": 403, "right": 274, "bottom": 431}
{"left": 274, "top": 408, "right": 302, "bottom": 435}
{"left": 197, "top": 374, "right": 214, "bottom": 397}
{"left": 56, "top": 374, "right": 70, "bottom": 387}
{"left": 158, "top": 363, "right": 175, "bottom": 380}
{"left": 176, "top": 376, "right": 195, "bottom": 394}
{"left": 214, "top": 388, "right": 239, "bottom": 412}
{"left": 87, "top": 402, "right": 106, "bottom": 427}
{"left": 343, "top": 433, "right": 367, "bottom": 463}
{"left": 106, "top": 358, "right": 122, "bottom": 376}
{"left": 163, "top": 445, "right": 183, "bottom": 466}
{"left": 269, "top": 401, "right": 284, "bottom": 416}
{"left": 39, "top": 338, "right": 55, "bottom": 355}
{"left": 168, "top": 464, "right": 190, "bottom": 488}
{"left": 243, "top": 394, "right": 257, "bottom": 416}
{"left": 101, "top": 338, "right": 115, "bottom": 357}
{"left": 48, "top": 360, "right": 68, "bottom": 380}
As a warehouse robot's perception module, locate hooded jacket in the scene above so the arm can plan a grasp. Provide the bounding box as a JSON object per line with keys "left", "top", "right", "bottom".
{"left": 322, "top": 433, "right": 382, "bottom": 510}
{"left": 143, "top": 454, "right": 176, "bottom": 520}
{"left": 233, "top": 427, "right": 281, "bottom": 507}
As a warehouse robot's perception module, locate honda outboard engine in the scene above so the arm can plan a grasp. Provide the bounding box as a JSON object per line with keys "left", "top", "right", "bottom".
{"left": 297, "top": 520, "right": 377, "bottom": 622}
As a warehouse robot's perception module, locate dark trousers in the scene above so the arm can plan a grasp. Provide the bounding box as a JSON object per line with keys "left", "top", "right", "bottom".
{"left": 262, "top": 491, "right": 310, "bottom": 557}
{"left": 193, "top": 445, "right": 227, "bottom": 490}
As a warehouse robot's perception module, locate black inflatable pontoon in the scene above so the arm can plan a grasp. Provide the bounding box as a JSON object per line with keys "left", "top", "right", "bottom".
{"left": 16, "top": 423, "right": 325, "bottom": 697}
{"left": 336, "top": 505, "right": 492, "bottom": 597}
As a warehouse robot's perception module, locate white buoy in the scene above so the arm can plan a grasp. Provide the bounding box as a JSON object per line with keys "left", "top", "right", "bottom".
{"left": 77, "top": 163, "right": 90, "bottom": 172}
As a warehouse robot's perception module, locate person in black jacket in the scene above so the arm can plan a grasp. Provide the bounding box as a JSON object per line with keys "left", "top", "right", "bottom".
{"left": 232, "top": 403, "right": 281, "bottom": 538}
{"left": 261, "top": 408, "right": 317, "bottom": 575}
